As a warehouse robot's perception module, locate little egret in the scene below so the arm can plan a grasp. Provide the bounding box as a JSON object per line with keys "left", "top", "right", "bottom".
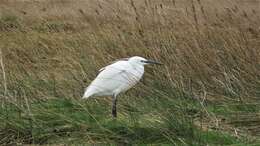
{"left": 82, "top": 56, "right": 162, "bottom": 117}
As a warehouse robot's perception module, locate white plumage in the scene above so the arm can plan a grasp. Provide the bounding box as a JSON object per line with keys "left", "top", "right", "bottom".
{"left": 82, "top": 56, "right": 162, "bottom": 117}
{"left": 83, "top": 58, "right": 143, "bottom": 98}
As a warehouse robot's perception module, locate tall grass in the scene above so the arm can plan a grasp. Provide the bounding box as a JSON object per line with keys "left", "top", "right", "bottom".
{"left": 0, "top": 0, "right": 259, "bottom": 145}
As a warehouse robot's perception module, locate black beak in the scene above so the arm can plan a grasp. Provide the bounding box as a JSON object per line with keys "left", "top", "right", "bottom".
{"left": 144, "top": 60, "right": 163, "bottom": 65}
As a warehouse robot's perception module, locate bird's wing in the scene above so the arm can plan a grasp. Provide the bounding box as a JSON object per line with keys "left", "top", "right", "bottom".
{"left": 84, "top": 61, "right": 141, "bottom": 97}
{"left": 98, "top": 67, "right": 105, "bottom": 72}
{"left": 98, "top": 58, "right": 128, "bottom": 73}
{"left": 96, "top": 61, "right": 129, "bottom": 79}
{"left": 97, "top": 61, "right": 143, "bottom": 91}
{"left": 98, "top": 58, "right": 129, "bottom": 73}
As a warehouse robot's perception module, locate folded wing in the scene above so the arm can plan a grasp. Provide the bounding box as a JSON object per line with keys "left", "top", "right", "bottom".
{"left": 83, "top": 60, "right": 143, "bottom": 99}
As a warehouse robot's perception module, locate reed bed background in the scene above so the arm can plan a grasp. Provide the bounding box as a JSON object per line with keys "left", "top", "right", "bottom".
{"left": 0, "top": 0, "right": 259, "bottom": 145}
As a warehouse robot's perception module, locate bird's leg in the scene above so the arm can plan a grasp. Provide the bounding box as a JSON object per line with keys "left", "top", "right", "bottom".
{"left": 112, "top": 95, "right": 117, "bottom": 118}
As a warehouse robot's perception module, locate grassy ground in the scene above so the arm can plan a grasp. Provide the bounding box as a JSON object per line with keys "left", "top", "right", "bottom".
{"left": 0, "top": 0, "right": 260, "bottom": 145}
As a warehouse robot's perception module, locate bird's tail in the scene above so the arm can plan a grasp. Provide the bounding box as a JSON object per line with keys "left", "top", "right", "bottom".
{"left": 82, "top": 88, "right": 94, "bottom": 99}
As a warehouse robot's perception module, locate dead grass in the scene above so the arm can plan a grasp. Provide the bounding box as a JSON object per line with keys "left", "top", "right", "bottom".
{"left": 0, "top": 0, "right": 259, "bottom": 145}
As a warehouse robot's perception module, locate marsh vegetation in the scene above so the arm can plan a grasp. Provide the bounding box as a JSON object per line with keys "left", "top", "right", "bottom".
{"left": 0, "top": 0, "right": 259, "bottom": 145}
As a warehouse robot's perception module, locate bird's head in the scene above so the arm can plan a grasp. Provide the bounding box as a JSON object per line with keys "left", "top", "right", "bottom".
{"left": 128, "top": 56, "right": 163, "bottom": 66}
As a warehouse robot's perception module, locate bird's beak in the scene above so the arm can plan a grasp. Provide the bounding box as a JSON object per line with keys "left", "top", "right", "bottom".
{"left": 144, "top": 60, "right": 163, "bottom": 65}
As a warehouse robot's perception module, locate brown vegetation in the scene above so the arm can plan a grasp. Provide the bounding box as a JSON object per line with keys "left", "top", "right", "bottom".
{"left": 0, "top": 0, "right": 259, "bottom": 144}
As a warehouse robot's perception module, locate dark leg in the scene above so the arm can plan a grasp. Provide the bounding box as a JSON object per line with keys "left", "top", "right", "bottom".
{"left": 112, "top": 95, "right": 117, "bottom": 118}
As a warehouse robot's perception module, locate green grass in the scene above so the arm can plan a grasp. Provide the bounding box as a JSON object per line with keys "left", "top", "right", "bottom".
{"left": 0, "top": 92, "right": 254, "bottom": 145}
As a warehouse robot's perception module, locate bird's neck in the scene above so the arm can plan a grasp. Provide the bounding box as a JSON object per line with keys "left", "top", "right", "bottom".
{"left": 129, "top": 63, "right": 144, "bottom": 70}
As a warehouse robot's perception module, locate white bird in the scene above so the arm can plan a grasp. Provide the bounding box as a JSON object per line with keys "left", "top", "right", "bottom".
{"left": 82, "top": 56, "right": 162, "bottom": 117}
